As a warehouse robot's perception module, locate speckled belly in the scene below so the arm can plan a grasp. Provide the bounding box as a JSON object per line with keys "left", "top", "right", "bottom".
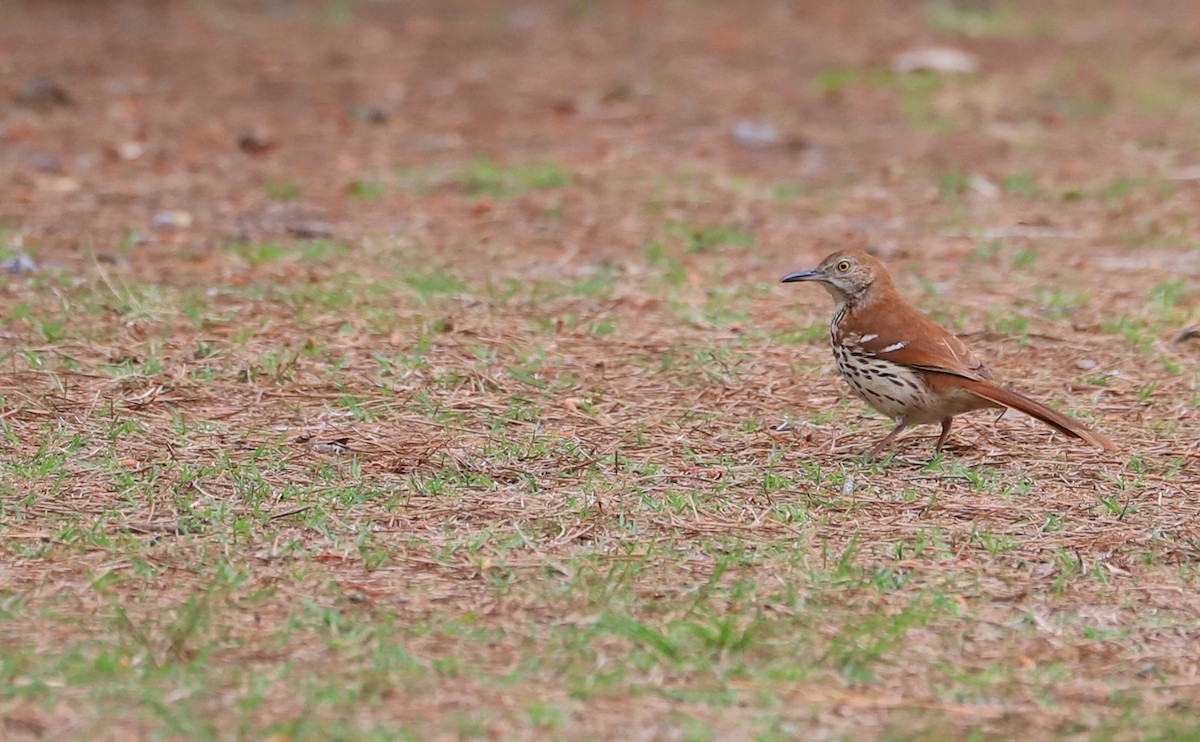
{"left": 832, "top": 345, "right": 984, "bottom": 425}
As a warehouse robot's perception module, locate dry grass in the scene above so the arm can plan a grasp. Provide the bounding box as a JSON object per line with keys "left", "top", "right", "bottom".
{"left": 3, "top": 0, "right": 1200, "bottom": 739}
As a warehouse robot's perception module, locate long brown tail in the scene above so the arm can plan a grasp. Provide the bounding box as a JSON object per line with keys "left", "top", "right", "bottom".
{"left": 964, "top": 380, "right": 1119, "bottom": 452}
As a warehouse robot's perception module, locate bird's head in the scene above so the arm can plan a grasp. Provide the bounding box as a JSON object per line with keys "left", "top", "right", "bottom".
{"left": 780, "top": 249, "right": 889, "bottom": 305}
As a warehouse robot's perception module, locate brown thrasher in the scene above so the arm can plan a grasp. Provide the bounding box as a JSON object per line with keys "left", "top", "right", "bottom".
{"left": 781, "top": 249, "right": 1118, "bottom": 460}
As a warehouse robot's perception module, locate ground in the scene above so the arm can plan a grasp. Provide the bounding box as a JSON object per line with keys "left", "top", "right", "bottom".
{"left": 2, "top": 0, "right": 1200, "bottom": 739}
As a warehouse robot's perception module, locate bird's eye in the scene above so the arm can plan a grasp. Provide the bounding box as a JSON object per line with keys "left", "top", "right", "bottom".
{"left": 836, "top": 260, "right": 852, "bottom": 272}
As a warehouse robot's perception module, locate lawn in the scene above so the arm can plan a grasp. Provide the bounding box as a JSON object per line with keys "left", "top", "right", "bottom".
{"left": 3, "top": 0, "right": 1200, "bottom": 739}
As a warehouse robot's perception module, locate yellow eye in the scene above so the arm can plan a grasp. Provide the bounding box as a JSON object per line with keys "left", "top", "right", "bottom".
{"left": 836, "top": 260, "right": 852, "bottom": 272}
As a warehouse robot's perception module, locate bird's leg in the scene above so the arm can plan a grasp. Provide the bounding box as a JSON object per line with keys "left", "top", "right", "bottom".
{"left": 866, "top": 419, "right": 907, "bottom": 462}
{"left": 935, "top": 417, "right": 953, "bottom": 453}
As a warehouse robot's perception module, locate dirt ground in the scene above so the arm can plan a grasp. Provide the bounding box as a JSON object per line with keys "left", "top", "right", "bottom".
{"left": 3, "top": 0, "right": 1200, "bottom": 739}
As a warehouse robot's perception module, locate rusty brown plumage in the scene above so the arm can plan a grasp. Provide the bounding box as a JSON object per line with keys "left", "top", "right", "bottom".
{"left": 782, "top": 249, "right": 1118, "bottom": 460}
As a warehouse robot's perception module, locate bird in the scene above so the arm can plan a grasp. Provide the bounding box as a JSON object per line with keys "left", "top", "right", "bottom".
{"left": 780, "top": 249, "right": 1118, "bottom": 460}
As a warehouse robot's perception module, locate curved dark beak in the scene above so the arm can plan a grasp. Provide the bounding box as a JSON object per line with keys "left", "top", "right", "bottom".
{"left": 780, "top": 269, "right": 821, "bottom": 283}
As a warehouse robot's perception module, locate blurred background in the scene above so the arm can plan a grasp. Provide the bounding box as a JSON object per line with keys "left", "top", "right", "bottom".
{"left": 4, "top": 0, "right": 1199, "bottom": 280}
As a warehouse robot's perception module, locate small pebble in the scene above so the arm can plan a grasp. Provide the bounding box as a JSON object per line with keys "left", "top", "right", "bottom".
{"left": 21, "top": 153, "right": 63, "bottom": 172}
{"left": 969, "top": 176, "right": 998, "bottom": 198}
{"left": 1074, "top": 358, "right": 1099, "bottom": 370}
{"left": 116, "top": 141, "right": 145, "bottom": 161}
{"left": 892, "top": 47, "right": 979, "bottom": 74}
{"left": 13, "top": 78, "right": 73, "bottom": 110}
{"left": 348, "top": 104, "right": 390, "bottom": 124}
{"left": 731, "top": 121, "right": 782, "bottom": 149}
{"left": 39, "top": 176, "right": 79, "bottom": 193}
{"left": 286, "top": 220, "right": 335, "bottom": 239}
{"left": 2, "top": 253, "right": 37, "bottom": 276}
{"left": 311, "top": 439, "right": 351, "bottom": 455}
{"left": 152, "top": 211, "right": 193, "bottom": 230}
{"left": 237, "top": 126, "right": 274, "bottom": 153}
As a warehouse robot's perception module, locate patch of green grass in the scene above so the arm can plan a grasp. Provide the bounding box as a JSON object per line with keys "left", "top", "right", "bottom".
{"left": 0, "top": 237, "right": 24, "bottom": 268}
{"left": 924, "top": 0, "right": 1025, "bottom": 37}
{"left": 318, "top": 0, "right": 353, "bottom": 26}
{"left": 1102, "top": 176, "right": 1145, "bottom": 204}
{"left": 1001, "top": 171, "right": 1041, "bottom": 198}
{"left": 824, "top": 592, "right": 948, "bottom": 684}
{"left": 887, "top": 71, "right": 957, "bottom": 133}
{"left": 985, "top": 311, "right": 1030, "bottom": 340}
{"left": 569, "top": 266, "right": 617, "bottom": 297}
{"left": 938, "top": 168, "right": 971, "bottom": 201}
{"left": 566, "top": 0, "right": 593, "bottom": 20}
{"left": 1032, "top": 286, "right": 1089, "bottom": 318}
{"left": 1061, "top": 175, "right": 1176, "bottom": 212}
{"left": 299, "top": 240, "right": 351, "bottom": 262}
{"left": 403, "top": 267, "right": 466, "bottom": 300}
{"left": 814, "top": 67, "right": 860, "bottom": 96}
{"left": 665, "top": 221, "right": 755, "bottom": 254}
{"left": 1099, "top": 315, "right": 1156, "bottom": 353}
{"left": 643, "top": 241, "right": 686, "bottom": 288}
{"left": 1004, "top": 247, "right": 1037, "bottom": 272}
{"left": 226, "top": 241, "right": 286, "bottom": 266}
{"left": 264, "top": 179, "right": 302, "bottom": 201}
{"left": 1149, "top": 280, "right": 1190, "bottom": 311}
{"left": 768, "top": 322, "right": 827, "bottom": 345}
{"left": 968, "top": 238, "right": 1002, "bottom": 263}
{"left": 485, "top": 266, "right": 619, "bottom": 307}
{"left": 457, "top": 158, "right": 572, "bottom": 197}
{"left": 346, "top": 180, "right": 387, "bottom": 200}
{"left": 1125, "top": 73, "right": 1200, "bottom": 114}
